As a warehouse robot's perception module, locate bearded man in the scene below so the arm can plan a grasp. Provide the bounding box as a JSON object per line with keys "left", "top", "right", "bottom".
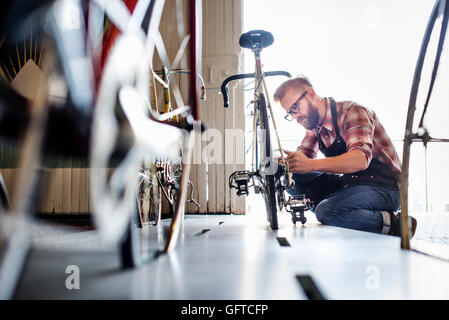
{"left": 274, "top": 75, "right": 416, "bottom": 237}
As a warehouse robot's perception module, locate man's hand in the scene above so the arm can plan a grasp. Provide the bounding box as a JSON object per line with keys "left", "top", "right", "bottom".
{"left": 284, "top": 150, "right": 314, "bottom": 174}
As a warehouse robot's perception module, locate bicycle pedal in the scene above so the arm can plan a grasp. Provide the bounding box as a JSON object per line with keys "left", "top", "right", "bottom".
{"left": 285, "top": 195, "right": 310, "bottom": 210}
{"left": 285, "top": 195, "right": 311, "bottom": 226}
{"left": 229, "top": 171, "right": 253, "bottom": 196}
{"left": 235, "top": 173, "right": 250, "bottom": 196}
{"left": 291, "top": 211, "right": 307, "bottom": 225}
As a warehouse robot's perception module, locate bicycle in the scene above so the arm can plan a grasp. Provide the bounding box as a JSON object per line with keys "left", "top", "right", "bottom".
{"left": 400, "top": 0, "right": 449, "bottom": 252}
{"left": 135, "top": 67, "right": 204, "bottom": 227}
{"left": 221, "top": 30, "right": 312, "bottom": 230}
{"left": 0, "top": 0, "right": 204, "bottom": 296}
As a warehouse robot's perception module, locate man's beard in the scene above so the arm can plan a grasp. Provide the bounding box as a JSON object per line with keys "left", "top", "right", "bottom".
{"left": 298, "top": 102, "right": 319, "bottom": 130}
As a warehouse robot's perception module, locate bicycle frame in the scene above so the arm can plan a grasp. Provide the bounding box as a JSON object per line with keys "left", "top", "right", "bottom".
{"left": 221, "top": 30, "right": 302, "bottom": 229}
{"left": 150, "top": 67, "right": 206, "bottom": 121}
{"left": 221, "top": 69, "right": 291, "bottom": 172}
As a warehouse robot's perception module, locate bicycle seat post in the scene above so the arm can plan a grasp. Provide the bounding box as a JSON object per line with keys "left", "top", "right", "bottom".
{"left": 253, "top": 48, "right": 263, "bottom": 84}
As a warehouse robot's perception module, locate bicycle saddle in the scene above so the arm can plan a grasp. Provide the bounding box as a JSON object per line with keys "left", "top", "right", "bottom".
{"left": 239, "top": 30, "right": 274, "bottom": 50}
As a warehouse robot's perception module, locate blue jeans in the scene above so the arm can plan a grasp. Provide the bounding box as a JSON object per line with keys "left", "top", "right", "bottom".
{"left": 288, "top": 173, "right": 400, "bottom": 233}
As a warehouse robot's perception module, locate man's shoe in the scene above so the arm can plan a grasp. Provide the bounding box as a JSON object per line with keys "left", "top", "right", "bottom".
{"left": 387, "top": 211, "right": 417, "bottom": 239}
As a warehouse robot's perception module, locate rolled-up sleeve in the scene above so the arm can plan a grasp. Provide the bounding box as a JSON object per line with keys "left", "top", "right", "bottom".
{"left": 297, "top": 130, "right": 318, "bottom": 159}
{"left": 343, "top": 106, "right": 375, "bottom": 164}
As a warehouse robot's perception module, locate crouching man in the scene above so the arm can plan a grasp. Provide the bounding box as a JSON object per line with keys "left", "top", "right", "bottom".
{"left": 274, "top": 75, "right": 416, "bottom": 237}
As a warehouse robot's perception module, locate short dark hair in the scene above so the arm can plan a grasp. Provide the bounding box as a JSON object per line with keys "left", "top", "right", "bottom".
{"left": 273, "top": 75, "right": 313, "bottom": 102}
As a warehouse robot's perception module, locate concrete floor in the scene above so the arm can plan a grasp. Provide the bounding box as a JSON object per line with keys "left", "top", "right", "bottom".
{"left": 12, "top": 206, "right": 449, "bottom": 300}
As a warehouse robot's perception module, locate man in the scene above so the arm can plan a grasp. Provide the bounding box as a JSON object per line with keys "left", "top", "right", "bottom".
{"left": 273, "top": 75, "right": 417, "bottom": 237}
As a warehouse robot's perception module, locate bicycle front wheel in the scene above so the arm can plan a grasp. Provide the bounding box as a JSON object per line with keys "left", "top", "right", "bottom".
{"left": 90, "top": 0, "right": 202, "bottom": 266}
{"left": 257, "top": 93, "right": 278, "bottom": 230}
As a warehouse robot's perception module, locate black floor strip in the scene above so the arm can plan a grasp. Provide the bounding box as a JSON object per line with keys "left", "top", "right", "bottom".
{"left": 296, "top": 275, "right": 326, "bottom": 300}
{"left": 195, "top": 229, "right": 210, "bottom": 236}
{"left": 218, "top": 221, "right": 224, "bottom": 225}
{"left": 276, "top": 237, "right": 291, "bottom": 247}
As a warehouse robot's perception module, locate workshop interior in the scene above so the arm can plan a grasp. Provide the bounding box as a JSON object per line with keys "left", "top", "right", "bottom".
{"left": 1, "top": 0, "right": 449, "bottom": 301}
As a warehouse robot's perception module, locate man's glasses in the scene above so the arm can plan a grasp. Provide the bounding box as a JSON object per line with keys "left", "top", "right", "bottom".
{"left": 284, "top": 90, "right": 308, "bottom": 121}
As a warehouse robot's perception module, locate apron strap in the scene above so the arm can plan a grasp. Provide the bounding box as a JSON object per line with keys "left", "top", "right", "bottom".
{"left": 329, "top": 97, "right": 342, "bottom": 139}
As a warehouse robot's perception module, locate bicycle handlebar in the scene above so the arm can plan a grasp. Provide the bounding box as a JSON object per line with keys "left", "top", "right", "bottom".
{"left": 221, "top": 71, "right": 291, "bottom": 107}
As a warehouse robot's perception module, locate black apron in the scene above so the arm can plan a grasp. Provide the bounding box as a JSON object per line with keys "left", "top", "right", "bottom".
{"left": 299, "top": 97, "right": 399, "bottom": 209}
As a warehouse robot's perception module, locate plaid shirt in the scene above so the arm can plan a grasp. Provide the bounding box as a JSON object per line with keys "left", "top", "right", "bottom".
{"left": 297, "top": 98, "right": 402, "bottom": 177}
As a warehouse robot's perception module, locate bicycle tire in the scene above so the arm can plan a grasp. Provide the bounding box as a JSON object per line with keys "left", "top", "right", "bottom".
{"left": 90, "top": 0, "right": 202, "bottom": 266}
{"left": 120, "top": 201, "right": 142, "bottom": 268}
{"left": 90, "top": 1, "right": 168, "bottom": 268}
{"left": 162, "top": 0, "right": 203, "bottom": 253}
{"left": 257, "top": 93, "right": 278, "bottom": 230}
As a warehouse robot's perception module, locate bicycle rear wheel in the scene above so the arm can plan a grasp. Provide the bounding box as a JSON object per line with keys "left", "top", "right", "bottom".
{"left": 257, "top": 93, "right": 278, "bottom": 230}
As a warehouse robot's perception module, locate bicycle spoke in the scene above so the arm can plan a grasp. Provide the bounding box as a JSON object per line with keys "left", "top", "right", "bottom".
{"left": 172, "top": 35, "right": 191, "bottom": 69}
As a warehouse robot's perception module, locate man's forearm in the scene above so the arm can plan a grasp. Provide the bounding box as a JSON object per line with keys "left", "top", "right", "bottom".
{"left": 311, "top": 149, "right": 369, "bottom": 174}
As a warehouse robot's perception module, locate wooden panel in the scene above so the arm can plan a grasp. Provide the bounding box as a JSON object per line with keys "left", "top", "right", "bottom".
{"left": 48, "top": 168, "right": 57, "bottom": 213}
{"left": 53, "top": 167, "right": 63, "bottom": 214}
{"left": 206, "top": 94, "right": 218, "bottom": 212}
{"left": 196, "top": 106, "right": 208, "bottom": 214}
{"left": 224, "top": 80, "right": 236, "bottom": 213}
{"left": 79, "top": 168, "right": 89, "bottom": 214}
{"left": 203, "top": 0, "right": 242, "bottom": 56}
{"left": 215, "top": 92, "right": 225, "bottom": 213}
{"left": 71, "top": 159, "right": 81, "bottom": 214}
{"left": 225, "top": 79, "right": 246, "bottom": 214}
{"left": 199, "top": 0, "right": 244, "bottom": 214}
{"left": 38, "top": 168, "right": 52, "bottom": 213}
{"left": 62, "top": 167, "right": 72, "bottom": 214}
{"left": 233, "top": 79, "right": 246, "bottom": 214}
